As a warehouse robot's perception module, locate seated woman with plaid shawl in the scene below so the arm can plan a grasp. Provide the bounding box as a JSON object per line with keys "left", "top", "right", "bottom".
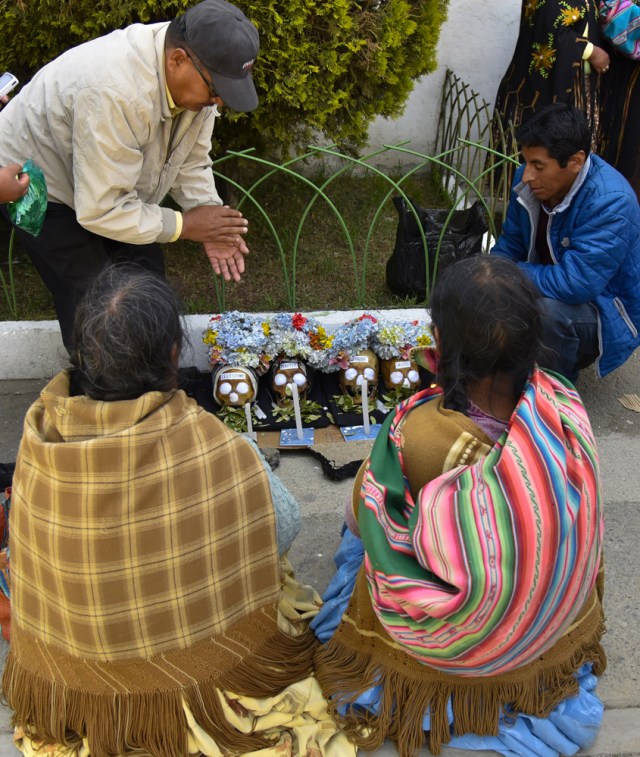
{"left": 312, "top": 256, "right": 606, "bottom": 757}
{"left": 4, "top": 265, "right": 353, "bottom": 757}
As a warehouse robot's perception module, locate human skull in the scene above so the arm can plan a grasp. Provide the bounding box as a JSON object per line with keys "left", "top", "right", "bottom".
{"left": 338, "top": 349, "right": 378, "bottom": 404}
{"left": 380, "top": 357, "right": 421, "bottom": 393}
{"left": 271, "top": 358, "right": 308, "bottom": 407}
{"left": 212, "top": 365, "right": 258, "bottom": 407}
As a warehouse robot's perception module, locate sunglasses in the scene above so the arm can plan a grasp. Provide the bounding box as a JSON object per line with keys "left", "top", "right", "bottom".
{"left": 185, "top": 50, "right": 219, "bottom": 100}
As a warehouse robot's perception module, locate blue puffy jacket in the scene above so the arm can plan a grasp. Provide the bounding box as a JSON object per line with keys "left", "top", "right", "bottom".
{"left": 492, "top": 154, "right": 640, "bottom": 377}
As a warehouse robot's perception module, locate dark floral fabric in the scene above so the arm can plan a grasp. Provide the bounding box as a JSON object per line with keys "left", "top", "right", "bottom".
{"left": 492, "top": 0, "right": 602, "bottom": 189}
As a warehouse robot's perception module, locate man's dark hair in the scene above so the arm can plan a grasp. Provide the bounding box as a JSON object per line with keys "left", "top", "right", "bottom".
{"left": 429, "top": 255, "right": 542, "bottom": 413}
{"left": 165, "top": 16, "right": 189, "bottom": 50}
{"left": 70, "top": 265, "right": 185, "bottom": 401}
{"left": 515, "top": 103, "right": 591, "bottom": 167}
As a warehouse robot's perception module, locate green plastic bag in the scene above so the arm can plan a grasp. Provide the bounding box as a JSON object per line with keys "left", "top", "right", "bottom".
{"left": 7, "top": 159, "right": 47, "bottom": 236}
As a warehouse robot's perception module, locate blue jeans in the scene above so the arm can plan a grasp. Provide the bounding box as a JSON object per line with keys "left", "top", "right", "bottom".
{"left": 538, "top": 298, "right": 599, "bottom": 383}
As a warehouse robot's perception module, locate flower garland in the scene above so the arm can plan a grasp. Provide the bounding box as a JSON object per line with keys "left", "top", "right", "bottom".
{"left": 202, "top": 311, "right": 434, "bottom": 397}
{"left": 371, "top": 316, "right": 433, "bottom": 360}
{"left": 325, "top": 313, "right": 380, "bottom": 371}
{"left": 203, "top": 311, "right": 271, "bottom": 370}
{"left": 264, "top": 313, "right": 334, "bottom": 370}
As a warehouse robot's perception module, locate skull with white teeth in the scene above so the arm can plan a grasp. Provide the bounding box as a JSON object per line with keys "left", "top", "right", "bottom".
{"left": 271, "top": 358, "right": 308, "bottom": 407}
{"left": 338, "top": 349, "right": 378, "bottom": 404}
{"left": 380, "top": 357, "right": 421, "bottom": 393}
{"left": 212, "top": 366, "right": 258, "bottom": 407}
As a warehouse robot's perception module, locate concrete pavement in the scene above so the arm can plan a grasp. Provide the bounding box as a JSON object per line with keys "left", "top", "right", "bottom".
{"left": 0, "top": 338, "right": 638, "bottom": 755}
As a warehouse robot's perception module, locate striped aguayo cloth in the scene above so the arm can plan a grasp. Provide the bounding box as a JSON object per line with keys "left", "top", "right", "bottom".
{"left": 358, "top": 367, "right": 604, "bottom": 676}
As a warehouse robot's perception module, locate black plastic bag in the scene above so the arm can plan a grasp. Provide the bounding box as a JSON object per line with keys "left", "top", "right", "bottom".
{"left": 386, "top": 196, "right": 488, "bottom": 301}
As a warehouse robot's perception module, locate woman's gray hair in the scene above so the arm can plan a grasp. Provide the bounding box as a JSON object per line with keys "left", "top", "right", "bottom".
{"left": 70, "top": 265, "right": 185, "bottom": 401}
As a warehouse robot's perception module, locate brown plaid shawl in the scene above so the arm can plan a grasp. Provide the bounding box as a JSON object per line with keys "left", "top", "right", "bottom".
{"left": 4, "top": 371, "right": 317, "bottom": 756}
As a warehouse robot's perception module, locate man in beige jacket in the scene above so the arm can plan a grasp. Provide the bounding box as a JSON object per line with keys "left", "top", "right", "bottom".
{"left": 0, "top": 0, "right": 257, "bottom": 349}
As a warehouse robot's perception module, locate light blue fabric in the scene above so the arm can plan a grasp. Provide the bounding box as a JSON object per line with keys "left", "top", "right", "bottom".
{"left": 245, "top": 439, "right": 301, "bottom": 554}
{"left": 491, "top": 154, "right": 640, "bottom": 377}
{"left": 311, "top": 526, "right": 364, "bottom": 641}
{"left": 313, "top": 527, "right": 604, "bottom": 757}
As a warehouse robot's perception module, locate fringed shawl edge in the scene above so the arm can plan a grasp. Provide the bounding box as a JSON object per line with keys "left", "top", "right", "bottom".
{"left": 4, "top": 603, "right": 319, "bottom": 757}
{"left": 314, "top": 580, "right": 606, "bottom": 757}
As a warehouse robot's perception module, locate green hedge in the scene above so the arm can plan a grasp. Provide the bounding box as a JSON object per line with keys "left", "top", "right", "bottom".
{"left": 1, "top": 0, "right": 448, "bottom": 155}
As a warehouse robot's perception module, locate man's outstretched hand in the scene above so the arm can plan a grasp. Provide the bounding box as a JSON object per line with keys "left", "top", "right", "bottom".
{"left": 203, "top": 240, "right": 249, "bottom": 282}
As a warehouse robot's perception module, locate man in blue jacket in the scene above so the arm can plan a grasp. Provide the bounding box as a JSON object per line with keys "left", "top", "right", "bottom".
{"left": 492, "top": 103, "right": 640, "bottom": 381}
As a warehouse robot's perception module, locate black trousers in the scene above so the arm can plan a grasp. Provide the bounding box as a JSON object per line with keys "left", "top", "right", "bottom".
{"left": 1, "top": 203, "right": 164, "bottom": 351}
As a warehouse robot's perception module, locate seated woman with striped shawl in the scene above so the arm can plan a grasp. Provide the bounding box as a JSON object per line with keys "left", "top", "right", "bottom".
{"left": 312, "top": 255, "right": 606, "bottom": 757}
{"left": 4, "top": 265, "right": 353, "bottom": 757}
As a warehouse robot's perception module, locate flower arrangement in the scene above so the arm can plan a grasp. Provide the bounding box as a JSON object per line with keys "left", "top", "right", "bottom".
{"left": 325, "top": 313, "right": 380, "bottom": 372}
{"left": 202, "top": 311, "right": 434, "bottom": 425}
{"left": 203, "top": 311, "right": 271, "bottom": 370}
{"left": 264, "top": 312, "right": 334, "bottom": 370}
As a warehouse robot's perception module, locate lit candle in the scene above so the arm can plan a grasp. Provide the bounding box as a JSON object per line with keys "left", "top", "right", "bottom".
{"left": 362, "top": 378, "right": 370, "bottom": 436}
{"left": 244, "top": 402, "right": 253, "bottom": 435}
{"left": 290, "top": 382, "right": 304, "bottom": 440}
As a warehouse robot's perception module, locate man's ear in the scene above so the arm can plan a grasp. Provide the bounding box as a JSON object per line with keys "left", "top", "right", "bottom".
{"left": 165, "top": 47, "right": 188, "bottom": 74}
{"left": 568, "top": 150, "right": 586, "bottom": 173}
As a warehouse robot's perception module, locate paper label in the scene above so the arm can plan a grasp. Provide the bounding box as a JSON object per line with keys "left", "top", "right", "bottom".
{"left": 351, "top": 355, "right": 369, "bottom": 364}
{"left": 279, "top": 361, "right": 300, "bottom": 371}
{"left": 220, "top": 372, "right": 245, "bottom": 381}
{"left": 394, "top": 360, "right": 411, "bottom": 369}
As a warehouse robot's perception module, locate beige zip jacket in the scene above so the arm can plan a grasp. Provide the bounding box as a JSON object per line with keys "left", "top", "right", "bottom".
{"left": 0, "top": 22, "right": 221, "bottom": 244}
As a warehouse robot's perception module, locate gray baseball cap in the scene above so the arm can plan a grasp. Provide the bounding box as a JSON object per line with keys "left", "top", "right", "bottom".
{"left": 182, "top": 0, "right": 259, "bottom": 112}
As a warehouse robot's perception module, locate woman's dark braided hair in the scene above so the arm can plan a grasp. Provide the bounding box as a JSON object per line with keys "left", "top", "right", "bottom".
{"left": 429, "top": 255, "right": 543, "bottom": 413}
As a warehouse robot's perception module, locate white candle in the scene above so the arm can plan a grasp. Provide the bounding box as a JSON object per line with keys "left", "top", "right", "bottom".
{"left": 362, "top": 378, "right": 370, "bottom": 436}
{"left": 244, "top": 402, "right": 253, "bottom": 435}
{"left": 290, "top": 382, "right": 304, "bottom": 440}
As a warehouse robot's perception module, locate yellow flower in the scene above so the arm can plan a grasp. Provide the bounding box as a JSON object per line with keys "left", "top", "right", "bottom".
{"left": 262, "top": 322, "right": 271, "bottom": 336}
{"left": 559, "top": 6, "right": 583, "bottom": 25}
{"left": 309, "top": 326, "right": 333, "bottom": 350}
{"left": 203, "top": 330, "right": 219, "bottom": 346}
{"left": 417, "top": 333, "right": 432, "bottom": 347}
{"left": 531, "top": 42, "right": 557, "bottom": 74}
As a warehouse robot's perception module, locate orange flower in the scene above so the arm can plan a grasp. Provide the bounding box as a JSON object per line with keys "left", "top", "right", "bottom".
{"left": 524, "top": 0, "right": 541, "bottom": 22}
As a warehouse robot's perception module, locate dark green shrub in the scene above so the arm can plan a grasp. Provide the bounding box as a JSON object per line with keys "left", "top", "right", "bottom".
{"left": 1, "top": 0, "right": 448, "bottom": 155}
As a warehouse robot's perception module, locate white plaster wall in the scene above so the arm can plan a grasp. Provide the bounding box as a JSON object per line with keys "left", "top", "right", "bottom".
{"left": 366, "top": 0, "right": 522, "bottom": 161}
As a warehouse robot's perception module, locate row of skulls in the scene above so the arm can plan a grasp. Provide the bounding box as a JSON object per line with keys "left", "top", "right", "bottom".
{"left": 213, "top": 350, "right": 421, "bottom": 408}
